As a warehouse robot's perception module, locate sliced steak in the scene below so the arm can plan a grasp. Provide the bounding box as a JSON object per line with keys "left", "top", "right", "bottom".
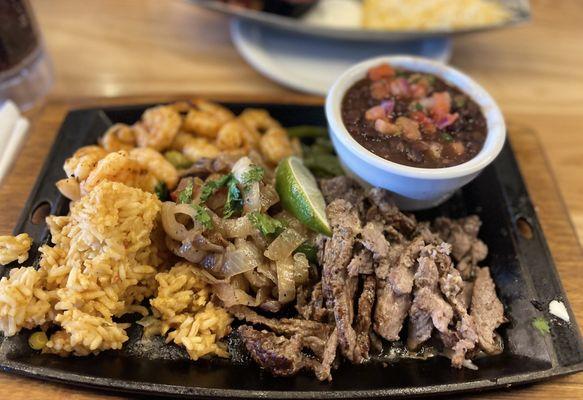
{"left": 367, "top": 188, "right": 417, "bottom": 235}
{"left": 238, "top": 326, "right": 305, "bottom": 377}
{"left": 347, "top": 249, "right": 374, "bottom": 277}
{"left": 373, "top": 280, "right": 411, "bottom": 341}
{"left": 471, "top": 267, "right": 505, "bottom": 355}
{"left": 315, "top": 328, "right": 338, "bottom": 382}
{"left": 230, "top": 306, "right": 332, "bottom": 340}
{"left": 421, "top": 243, "right": 480, "bottom": 367}
{"left": 319, "top": 176, "right": 365, "bottom": 207}
{"left": 388, "top": 238, "right": 424, "bottom": 295}
{"left": 359, "top": 221, "right": 390, "bottom": 260}
{"left": 434, "top": 216, "right": 488, "bottom": 279}
{"left": 296, "top": 282, "right": 329, "bottom": 322}
{"left": 322, "top": 199, "right": 361, "bottom": 362}
{"left": 355, "top": 275, "right": 376, "bottom": 361}
{"left": 388, "top": 264, "right": 415, "bottom": 295}
{"left": 407, "top": 286, "right": 453, "bottom": 350}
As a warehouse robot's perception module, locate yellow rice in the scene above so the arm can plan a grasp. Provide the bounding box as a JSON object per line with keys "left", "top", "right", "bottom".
{"left": 0, "top": 181, "right": 231, "bottom": 360}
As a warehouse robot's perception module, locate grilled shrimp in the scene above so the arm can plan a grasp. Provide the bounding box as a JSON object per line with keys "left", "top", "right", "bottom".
{"left": 134, "top": 105, "right": 181, "bottom": 151}
{"left": 129, "top": 148, "right": 178, "bottom": 189}
{"left": 259, "top": 128, "right": 294, "bottom": 165}
{"left": 239, "top": 109, "right": 282, "bottom": 135}
{"left": 82, "top": 151, "right": 157, "bottom": 194}
{"left": 100, "top": 124, "right": 136, "bottom": 152}
{"left": 182, "top": 100, "right": 235, "bottom": 139}
{"left": 182, "top": 137, "right": 221, "bottom": 162}
{"left": 216, "top": 119, "right": 246, "bottom": 150}
{"left": 63, "top": 145, "right": 108, "bottom": 182}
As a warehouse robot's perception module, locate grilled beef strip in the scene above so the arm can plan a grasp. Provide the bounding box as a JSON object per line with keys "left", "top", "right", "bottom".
{"left": 322, "top": 199, "right": 361, "bottom": 362}
{"left": 407, "top": 249, "right": 454, "bottom": 350}
{"left": 470, "top": 267, "right": 506, "bottom": 355}
{"left": 354, "top": 275, "right": 376, "bottom": 361}
{"left": 238, "top": 326, "right": 317, "bottom": 377}
{"left": 433, "top": 216, "right": 488, "bottom": 280}
{"left": 367, "top": 188, "right": 417, "bottom": 235}
{"left": 347, "top": 248, "right": 374, "bottom": 277}
{"left": 230, "top": 305, "right": 333, "bottom": 341}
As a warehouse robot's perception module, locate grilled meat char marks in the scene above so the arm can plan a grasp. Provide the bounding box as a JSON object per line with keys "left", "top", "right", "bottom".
{"left": 322, "top": 199, "right": 361, "bottom": 362}
{"left": 238, "top": 326, "right": 306, "bottom": 377}
{"left": 236, "top": 176, "right": 504, "bottom": 380}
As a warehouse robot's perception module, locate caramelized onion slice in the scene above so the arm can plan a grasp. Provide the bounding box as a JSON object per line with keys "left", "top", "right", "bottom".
{"left": 264, "top": 228, "right": 306, "bottom": 262}
{"left": 161, "top": 201, "right": 203, "bottom": 242}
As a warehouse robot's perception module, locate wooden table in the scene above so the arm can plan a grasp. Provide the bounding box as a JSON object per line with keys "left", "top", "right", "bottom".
{"left": 0, "top": 0, "right": 582, "bottom": 398}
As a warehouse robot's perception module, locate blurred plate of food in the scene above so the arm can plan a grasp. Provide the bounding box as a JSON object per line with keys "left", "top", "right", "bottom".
{"left": 192, "top": 0, "right": 530, "bottom": 42}
{"left": 230, "top": 18, "right": 452, "bottom": 95}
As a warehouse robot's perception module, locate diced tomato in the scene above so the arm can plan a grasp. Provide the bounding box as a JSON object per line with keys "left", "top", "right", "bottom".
{"left": 429, "top": 92, "right": 452, "bottom": 119}
{"left": 367, "top": 64, "right": 396, "bottom": 81}
{"left": 435, "top": 112, "right": 459, "bottom": 129}
{"left": 409, "top": 83, "right": 428, "bottom": 99}
{"left": 410, "top": 111, "right": 437, "bottom": 135}
{"left": 389, "top": 78, "right": 410, "bottom": 98}
{"left": 365, "top": 105, "right": 386, "bottom": 121}
{"left": 396, "top": 117, "right": 421, "bottom": 141}
{"left": 374, "top": 118, "right": 400, "bottom": 136}
{"left": 370, "top": 79, "right": 391, "bottom": 100}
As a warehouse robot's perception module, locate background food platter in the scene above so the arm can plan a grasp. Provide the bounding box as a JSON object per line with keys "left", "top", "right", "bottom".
{"left": 190, "top": 0, "right": 531, "bottom": 42}
{"left": 1, "top": 102, "right": 582, "bottom": 398}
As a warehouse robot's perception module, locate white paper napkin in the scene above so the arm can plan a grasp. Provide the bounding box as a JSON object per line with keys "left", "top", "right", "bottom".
{"left": 0, "top": 100, "right": 30, "bottom": 185}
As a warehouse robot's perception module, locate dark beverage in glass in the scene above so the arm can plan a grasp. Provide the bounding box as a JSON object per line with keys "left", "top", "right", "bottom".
{"left": 0, "top": 0, "right": 52, "bottom": 110}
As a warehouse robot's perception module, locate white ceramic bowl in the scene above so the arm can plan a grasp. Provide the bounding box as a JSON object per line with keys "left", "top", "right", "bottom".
{"left": 325, "top": 55, "right": 506, "bottom": 210}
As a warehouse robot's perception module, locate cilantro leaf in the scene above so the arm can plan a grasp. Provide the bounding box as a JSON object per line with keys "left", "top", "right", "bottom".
{"left": 177, "top": 180, "right": 194, "bottom": 204}
{"left": 154, "top": 181, "right": 169, "bottom": 201}
{"left": 532, "top": 317, "right": 550, "bottom": 335}
{"left": 192, "top": 204, "right": 213, "bottom": 230}
{"left": 441, "top": 132, "right": 454, "bottom": 143}
{"left": 241, "top": 165, "right": 264, "bottom": 186}
{"left": 200, "top": 174, "right": 231, "bottom": 202}
{"left": 247, "top": 212, "right": 285, "bottom": 236}
{"left": 294, "top": 242, "right": 318, "bottom": 264}
{"left": 223, "top": 177, "right": 243, "bottom": 218}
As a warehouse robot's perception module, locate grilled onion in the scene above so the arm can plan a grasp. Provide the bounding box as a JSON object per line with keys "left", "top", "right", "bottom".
{"left": 161, "top": 201, "right": 203, "bottom": 242}
{"left": 264, "top": 228, "right": 306, "bottom": 261}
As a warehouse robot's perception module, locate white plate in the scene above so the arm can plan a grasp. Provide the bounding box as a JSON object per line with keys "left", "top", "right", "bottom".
{"left": 230, "top": 18, "right": 452, "bottom": 96}
{"left": 193, "top": 0, "right": 530, "bottom": 42}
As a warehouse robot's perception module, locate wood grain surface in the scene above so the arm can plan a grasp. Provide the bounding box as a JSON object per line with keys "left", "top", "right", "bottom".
{"left": 0, "top": 0, "right": 581, "bottom": 398}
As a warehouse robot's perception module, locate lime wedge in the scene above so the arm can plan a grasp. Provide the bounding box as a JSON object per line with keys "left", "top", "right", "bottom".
{"left": 275, "top": 156, "right": 332, "bottom": 236}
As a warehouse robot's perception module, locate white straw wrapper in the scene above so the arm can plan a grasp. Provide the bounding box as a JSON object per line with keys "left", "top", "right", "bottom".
{"left": 0, "top": 101, "right": 20, "bottom": 157}
{"left": 0, "top": 116, "right": 30, "bottom": 185}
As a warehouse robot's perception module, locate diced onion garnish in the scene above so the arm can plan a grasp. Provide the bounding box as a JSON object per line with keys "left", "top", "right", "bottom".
{"left": 245, "top": 181, "right": 261, "bottom": 213}
{"left": 293, "top": 252, "right": 310, "bottom": 285}
{"left": 276, "top": 257, "right": 296, "bottom": 304}
{"left": 231, "top": 156, "right": 253, "bottom": 183}
{"left": 264, "top": 228, "right": 306, "bottom": 261}
{"left": 260, "top": 184, "right": 280, "bottom": 212}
